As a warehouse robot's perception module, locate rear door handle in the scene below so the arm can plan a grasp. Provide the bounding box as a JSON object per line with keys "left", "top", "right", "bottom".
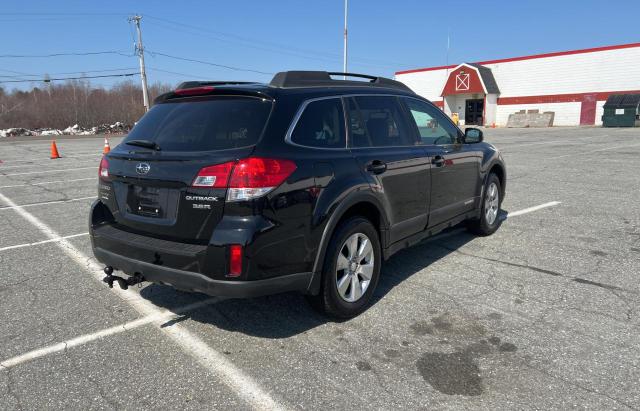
{"left": 366, "top": 160, "right": 387, "bottom": 174}
{"left": 432, "top": 155, "right": 445, "bottom": 167}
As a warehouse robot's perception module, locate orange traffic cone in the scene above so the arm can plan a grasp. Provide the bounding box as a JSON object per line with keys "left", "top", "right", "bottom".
{"left": 103, "top": 137, "right": 111, "bottom": 154}
{"left": 50, "top": 140, "right": 61, "bottom": 159}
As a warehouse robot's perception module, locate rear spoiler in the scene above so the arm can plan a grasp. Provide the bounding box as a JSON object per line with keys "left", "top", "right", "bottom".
{"left": 175, "top": 81, "right": 256, "bottom": 89}
{"left": 154, "top": 82, "right": 272, "bottom": 104}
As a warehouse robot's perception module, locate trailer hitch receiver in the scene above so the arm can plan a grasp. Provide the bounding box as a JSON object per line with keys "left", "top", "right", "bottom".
{"left": 103, "top": 267, "right": 145, "bottom": 290}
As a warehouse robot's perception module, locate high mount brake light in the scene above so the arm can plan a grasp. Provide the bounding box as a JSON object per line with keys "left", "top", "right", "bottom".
{"left": 192, "top": 158, "right": 296, "bottom": 201}
{"left": 99, "top": 156, "right": 109, "bottom": 179}
{"left": 174, "top": 86, "right": 216, "bottom": 96}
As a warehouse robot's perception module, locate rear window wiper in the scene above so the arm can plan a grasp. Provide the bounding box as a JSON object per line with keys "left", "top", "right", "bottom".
{"left": 125, "top": 139, "right": 161, "bottom": 151}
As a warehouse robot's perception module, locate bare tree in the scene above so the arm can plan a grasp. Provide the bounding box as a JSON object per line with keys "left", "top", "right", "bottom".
{"left": 0, "top": 80, "right": 173, "bottom": 130}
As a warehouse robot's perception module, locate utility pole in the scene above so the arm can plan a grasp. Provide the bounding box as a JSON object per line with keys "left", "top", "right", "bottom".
{"left": 129, "top": 15, "right": 150, "bottom": 111}
{"left": 343, "top": 0, "right": 348, "bottom": 79}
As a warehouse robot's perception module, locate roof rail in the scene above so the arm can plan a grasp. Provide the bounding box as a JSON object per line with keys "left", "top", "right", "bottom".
{"left": 175, "top": 81, "right": 256, "bottom": 89}
{"left": 269, "top": 71, "right": 413, "bottom": 93}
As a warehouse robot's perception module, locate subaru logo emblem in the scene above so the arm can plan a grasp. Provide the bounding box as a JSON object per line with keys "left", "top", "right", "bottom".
{"left": 136, "top": 163, "right": 150, "bottom": 175}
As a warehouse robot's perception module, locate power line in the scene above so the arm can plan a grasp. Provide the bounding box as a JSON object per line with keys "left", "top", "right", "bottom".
{"left": 147, "top": 67, "right": 210, "bottom": 79}
{"left": 0, "top": 69, "right": 37, "bottom": 81}
{"left": 0, "top": 18, "right": 113, "bottom": 22}
{"left": 147, "top": 66, "right": 253, "bottom": 82}
{"left": 0, "top": 68, "right": 37, "bottom": 76}
{"left": 0, "top": 12, "right": 129, "bottom": 16}
{"left": 51, "top": 67, "right": 138, "bottom": 75}
{"left": 146, "top": 51, "right": 274, "bottom": 76}
{"left": 144, "top": 14, "right": 411, "bottom": 69}
{"left": 0, "top": 15, "right": 130, "bottom": 22}
{"left": 0, "top": 51, "right": 133, "bottom": 58}
{"left": 144, "top": 15, "right": 339, "bottom": 58}
{"left": 128, "top": 16, "right": 137, "bottom": 50}
{"left": 144, "top": 17, "right": 349, "bottom": 65}
{"left": 146, "top": 20, "right": 344, "bottom": 67}
{"left": 0, "top": 67, "right": 138, "bottom": 79}
{"left": 0, "top": 72, "right": 137, "bottom": 84}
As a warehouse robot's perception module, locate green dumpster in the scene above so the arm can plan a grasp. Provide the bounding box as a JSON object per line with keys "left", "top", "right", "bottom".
{"left": 602, "top": 94, "right": 640, "bottom": 127}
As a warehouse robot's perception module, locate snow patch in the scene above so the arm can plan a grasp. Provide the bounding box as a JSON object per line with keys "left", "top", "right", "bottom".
{"left": 0, "top": 122, "right": 131, "bottom": 138}
{"left": 39, "top": 129, "right": 63, "bottom": 136}
{"left": 0, "top": 128, "right": 35, "bottom": 138}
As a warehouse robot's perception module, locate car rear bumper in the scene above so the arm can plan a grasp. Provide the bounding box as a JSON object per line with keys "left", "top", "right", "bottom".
{"left": 93, "top": 246, "right": 312, "bottom": 298}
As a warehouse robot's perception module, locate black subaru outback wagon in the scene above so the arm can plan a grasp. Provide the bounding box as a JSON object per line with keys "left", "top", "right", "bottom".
{"left": 90, "top": 71, "right": 506, "bottom": 318}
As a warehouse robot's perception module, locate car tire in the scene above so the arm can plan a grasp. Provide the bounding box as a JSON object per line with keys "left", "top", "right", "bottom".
{"left": 467, "top": 173, "right": 503, "bottom": 236}
{"left": 308, "top": 217, "right": 382, "bottom": 319}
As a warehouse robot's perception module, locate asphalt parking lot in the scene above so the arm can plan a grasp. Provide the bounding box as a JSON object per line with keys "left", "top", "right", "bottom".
{"left": 1, "top": 127, "right": 639, "bottom": 410}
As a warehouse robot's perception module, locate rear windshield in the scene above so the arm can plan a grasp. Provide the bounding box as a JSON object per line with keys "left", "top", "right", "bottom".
{"left": 124, "top": 96, "right": 272, "bottom": 151}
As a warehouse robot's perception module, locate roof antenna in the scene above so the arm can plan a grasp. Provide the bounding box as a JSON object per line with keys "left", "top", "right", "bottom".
{"left": 343, "top": 0, "right": 348, "bottom": 80}
{"left": 446, "top": 28, "right": 451, "bottom": 78}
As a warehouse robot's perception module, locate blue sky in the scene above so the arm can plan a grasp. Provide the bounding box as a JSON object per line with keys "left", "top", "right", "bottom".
{"left": 1, "top": 0, "right": 639, "bottom": 90}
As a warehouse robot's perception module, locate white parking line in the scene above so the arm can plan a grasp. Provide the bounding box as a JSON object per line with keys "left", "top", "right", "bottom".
{"left": 0, "top": 197, "right": 564, "bottom": 405}
{"left": 0, "top": 153, "right": 101, "bottom": 164}
{"left": 0, "top": 177, "right": 95, "bottom": 189}
{"left": 0, "top": 233, "right": 88, "bottom": 252}
{"left": 429, "top": 200, "right": 564, "bottom": 243}
{"left": 0, "top": 159, "right": 98, "bottom": 170}
{"left": 498, "top": 134, "right": 605, "bottom": 150}
{"left": 0, "top": 191, "right": 285, "bottom": 411}
{"left": 0, "top": 196, "right": 95, "bottom": 211}
{"left": 0, "top": 166, "right": 96, "bottom": 177}
{"left": 548, "top": 142, "right": 640, "bottom": 159}
{"left": 0, "top": 297, "right": 219, "bottom": 369}
{"left": 427, "top": 201, "right": 563, "bottom": 242}
{"left": 506, "top": 201, "right": 561, "bottom": 217}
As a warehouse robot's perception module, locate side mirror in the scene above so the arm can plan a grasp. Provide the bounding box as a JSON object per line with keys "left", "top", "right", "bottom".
{"left": 464, "top": 128, "right": 483, "bottom": 143}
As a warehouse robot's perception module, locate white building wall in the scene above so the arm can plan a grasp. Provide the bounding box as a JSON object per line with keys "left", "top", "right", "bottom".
{"left": 495, "top": 103, "right": 582, "bottom": 126}
{"left": 485, "top": 94, "right": 498, "bottom": 125}
{"left": 395, "top": 44, "right": 640, "bottom": 126}
{"left": 397, "top": 69, "right": 448, "bottom": 102}
{"left": 482, "top": 47, "right": 640, "bottom": 97}
{"left": 595, "top": 101, "right": 606, "bottom": 126}
{"left": 397, "top": 46, "right": 640, "bottom": 100}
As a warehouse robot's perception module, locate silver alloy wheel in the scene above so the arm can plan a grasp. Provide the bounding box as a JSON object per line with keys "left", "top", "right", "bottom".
{"left": 485, "top": 182, "right": 500, "bottom": 225}
{"left": 335, "top": 232, "right": 374, "bottom": 303}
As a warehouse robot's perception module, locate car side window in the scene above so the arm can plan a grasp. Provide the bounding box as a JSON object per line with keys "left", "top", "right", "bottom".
{"left": 290, "top": 98, "right": 346, "bottom": 148}
{"left": 403, "top": 98, "right": 459, "bottom": 145}
{"left": 346, "top": 96, "right": 418, "bottom": 148}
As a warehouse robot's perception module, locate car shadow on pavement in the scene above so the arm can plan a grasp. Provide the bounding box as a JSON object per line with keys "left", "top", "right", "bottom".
{"left": 372, "top": 228, "right": 477, "bottom": 306}
{"left": 139, "top": 225, "right": 479, "bottom": 339}
{"left": 140, "top": 285, "right": 328, "bottom": 338}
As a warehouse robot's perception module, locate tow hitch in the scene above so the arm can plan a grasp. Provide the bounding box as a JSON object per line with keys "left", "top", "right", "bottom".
{"left": 102, "top": 266, "right": 145, "bottom": 290}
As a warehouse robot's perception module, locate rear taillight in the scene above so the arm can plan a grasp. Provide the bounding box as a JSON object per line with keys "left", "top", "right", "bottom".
{"left": 192, "top": 162, "right": 234, "bottom": 188}
{"left": 228, "top": 245, "right": 243, "bottom": 277}
{"left": 99, "top": 157, "right": 109, "bottom": 180}
{"left": 192, "top": 157, "right": 296, "bottom": 201}
{"left": 227, "top": 158, "right": 296, "bottom": 201}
